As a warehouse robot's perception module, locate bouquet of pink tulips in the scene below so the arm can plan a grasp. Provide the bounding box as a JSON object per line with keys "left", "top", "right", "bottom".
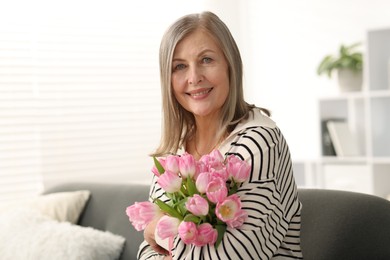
{"left": 126, "top": 150, "right": 250, "bottom": 248}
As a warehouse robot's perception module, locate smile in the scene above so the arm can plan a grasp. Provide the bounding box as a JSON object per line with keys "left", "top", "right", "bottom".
{"left": 188, "top": 88, "right": 213, "bottom": 97}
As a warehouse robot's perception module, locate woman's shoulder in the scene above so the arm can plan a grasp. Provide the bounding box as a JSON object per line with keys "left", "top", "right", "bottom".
{"left": 220, "top": 109, "right": 283, "bottom": 153}
{"left": 231, "top": 108, "right": 277, "bottom": 136}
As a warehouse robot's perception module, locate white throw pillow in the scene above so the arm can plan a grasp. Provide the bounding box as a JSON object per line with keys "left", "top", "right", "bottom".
{"left": 0, "top": 208, "right": 125, "bottom": 260}
{"left": 0, "top": 190, "right": 90, "bottom": 224}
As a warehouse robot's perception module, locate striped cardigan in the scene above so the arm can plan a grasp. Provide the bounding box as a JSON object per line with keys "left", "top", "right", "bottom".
{"left": 138, "top": 110, "right": 303, "bottom": 259}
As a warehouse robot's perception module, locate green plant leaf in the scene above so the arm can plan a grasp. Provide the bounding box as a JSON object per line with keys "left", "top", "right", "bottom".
{"left": 180, "top": 184, "right": 189, "bottom": 197}
{"left": 174, "top": 197, "right": 188, "bottom": 216}
{"left": 165, "top": 192, "right": 174, "bottom": 200}
{"left": 340, "top": 44, "right": 347, "bottom": 56}
{"left": 215, "top": 224, "right": 227, "bottom": 248}
{"left": 317, "top": 42, "right": 363, "bottom": 79}
{"left": 154, "top": 198, "right": 183, "bottom": 220}
{"left": 186, "top": 177, "right": 198, "bottom": 196}
{"left": 153, "top": 157, "right": 165, "bottom": 174}
{"left": 228, "top": 181, "right": 238, "bottom": 196}
{"left": 317, "top": 55, "right": 335, "bottom": 78}
{"left": 183, "top": 214, "right": 200, "bottom": 223}
{"left": 348, "top": 42, "right": 362, "bottom": 50}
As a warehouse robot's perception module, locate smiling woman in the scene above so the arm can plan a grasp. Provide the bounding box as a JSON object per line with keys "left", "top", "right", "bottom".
{"left": 139, "top": 11, "right": 302, "bottom": 260}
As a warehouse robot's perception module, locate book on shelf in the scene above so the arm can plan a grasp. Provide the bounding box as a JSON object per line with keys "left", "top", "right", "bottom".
{"left": 326, "top": 120, "right": 361, "bottom": 157}
{"left": 321, "top": 119, "right": 338, "bottom": 156}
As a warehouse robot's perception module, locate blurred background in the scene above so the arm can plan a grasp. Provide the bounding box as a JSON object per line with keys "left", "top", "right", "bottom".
{"left": 1, "top": 0, "right": 390, "bottom": 203}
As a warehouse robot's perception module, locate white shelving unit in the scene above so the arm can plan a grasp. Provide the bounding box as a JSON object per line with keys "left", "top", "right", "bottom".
{"left": 295, "top": 28, "right": 390, "bottom": 198}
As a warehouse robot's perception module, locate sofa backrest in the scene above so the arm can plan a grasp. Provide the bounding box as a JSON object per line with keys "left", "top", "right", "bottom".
{"left": 46, "top": 183, "right": 390, "bottom": 260}
{"left": 299, "top": 188, "right": 390, "bottom": 260}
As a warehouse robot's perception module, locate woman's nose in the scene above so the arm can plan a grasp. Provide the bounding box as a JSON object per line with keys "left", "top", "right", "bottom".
{"left": 188, "top": 66, "right": 203, "bottom": 85}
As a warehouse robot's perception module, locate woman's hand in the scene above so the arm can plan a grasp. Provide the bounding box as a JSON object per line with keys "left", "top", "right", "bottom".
{"left": 144, "top": 216, "right": 170, "bottom": 256}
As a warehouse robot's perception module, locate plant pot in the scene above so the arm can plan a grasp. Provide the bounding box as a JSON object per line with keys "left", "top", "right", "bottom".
{"left": 337, "top": 68, "right": 363, "bottom": 92}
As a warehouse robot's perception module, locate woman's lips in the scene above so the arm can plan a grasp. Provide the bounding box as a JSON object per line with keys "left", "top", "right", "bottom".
{"left": 187, "top": 88, "right": 213, "bottom": 98}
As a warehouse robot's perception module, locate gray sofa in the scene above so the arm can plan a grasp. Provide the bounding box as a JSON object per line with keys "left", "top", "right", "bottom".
{"left": 45, "top": 182, "right": 390, "bottom": 260}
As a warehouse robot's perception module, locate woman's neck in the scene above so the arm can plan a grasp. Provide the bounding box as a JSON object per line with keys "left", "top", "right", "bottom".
{"left": 188, "top": 117, "right": 225, "bottom": 159}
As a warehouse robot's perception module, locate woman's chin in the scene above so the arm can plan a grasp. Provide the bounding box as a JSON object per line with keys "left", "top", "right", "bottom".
{"left": 191, "top": 108, "right": 221, "bottom": 121}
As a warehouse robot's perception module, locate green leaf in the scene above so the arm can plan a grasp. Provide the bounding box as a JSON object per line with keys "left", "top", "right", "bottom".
{"left": 165, "top": 192, "right": 174, "bottom": 200}
{"left": 340, "top": 44, "right": 347, "bottom": 56}
{"left": 183, "top": 214, "right": 200, "bottom": 223}
{"left": 186, "top": 177, "right": 198, "bottom": 196}
{"left": 174, "top": 197, "right": 188, "bottom": 216}
{"left": 153, "top": 157, "right": 165, "bottom": 174}
{"left": 215, "top": 224, "right": 227, "bottom": 248}
{"left": 228, "top": 181, "right": 238, "bottom": 196}
{"left": 347, "top": 42, "right": 362, "bottom": 51}
{"left": 154, "top": 198, "right": 183, "bottom": 220}
{"left": 317, "top": 42, "right": 363, "bottom": 79}
{"left": 180, "top": 185, "right": 188, "bottom": 197}
{"left": 317, "top": 55, "right": 335, "bottom": 78}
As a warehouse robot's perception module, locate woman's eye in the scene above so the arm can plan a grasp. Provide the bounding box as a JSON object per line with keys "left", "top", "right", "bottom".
{"left": 202, "top": 57, "right": 212, "bottom": 63}
{"left": 174, "top": 64, "right": 186, "bottom": 71}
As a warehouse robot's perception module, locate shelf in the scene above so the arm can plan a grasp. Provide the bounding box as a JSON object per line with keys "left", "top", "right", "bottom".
{"left": 319, "top": 92, "right": 365, "bottom": 101}
{"left": 320, "top": 156, "right": 390, "bottom": 164}
{"left": 320, "top": 156, "right": 368, "bottom": 164}
{"left": 313, "top": 27, "right": 390, "bottom": 198}
{"left": 368, "top": 90, "right": 390, "bottom": 97}
{"left": 371, "top": 157, "right": 390, "bottom": 164}
{"left": 319, "top": 90, "right": 390, "bottom": 99}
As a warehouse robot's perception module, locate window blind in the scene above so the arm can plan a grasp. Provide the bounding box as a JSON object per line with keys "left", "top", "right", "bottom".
{"left": 0, "top": 3, "right": 204, "bottom": 203}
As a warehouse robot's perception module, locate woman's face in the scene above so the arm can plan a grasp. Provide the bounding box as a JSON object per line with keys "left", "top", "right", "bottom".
{"left": 171, "top": 29, "right": 229, "bottom": 120}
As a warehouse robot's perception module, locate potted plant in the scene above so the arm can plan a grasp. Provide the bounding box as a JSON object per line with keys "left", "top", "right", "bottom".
{"left": 317, "top": 43, "right": 363, "bottom": 92}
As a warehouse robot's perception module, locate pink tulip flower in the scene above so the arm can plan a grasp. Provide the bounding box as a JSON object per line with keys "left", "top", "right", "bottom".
{"left": 210, "top": 167, "right": 229, "bottom": 181}
{"left": 199, "top": 154, "right": 212, "bottom": 165}
{"left": 215, "top": 194, "right": 247, "bottom": 228}
{"left": 179, "top": 152, "right": 196, "bottom": 179}
{"left": 157, "top": 170, "right": 182, "bottom": 193}
{"left": 165, "top": 155, "right": 180, "bottom": 174}
{"left": 226, "top": 208, "right": 248, "bottom": 228}
{"left": 209, "top": 149, "right": 225, "bottom": 163}
{"left": 152, "top": 157, "right": 166, "bottom": 176}
{"left": 185, "top": 194, "right": 209, "bottom": 216}
{"left": 195, "top": 172, "right": 212, "bottom": 194}
{"left": 206, "top": 177, "right": 228, "bottom": 203}
{"left": 194, "top": 223, "right": 218, "bottom": 247}
{"left": 195, "top": 161, "right": 207, "bottom": 179}
{"left": 226, "top": 155, "right": 251, "bottom": 183}
{"left": 178, "top": 221, "right": 198, "bottom": 245}
{"left": 200, "top": 150, "right": 224, "bottom": 171}
{"left": 151, "top": 165, "right": 161, "bottom": 177}
{"left": 126, "top": 201, "right": 161, "bottom": 231}
{"left": 156, "top": 215, "right": 181, "bottom": 240}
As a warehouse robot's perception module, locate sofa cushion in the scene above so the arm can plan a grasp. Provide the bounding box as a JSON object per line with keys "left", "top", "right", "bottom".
{"left": 0, "top": 208, "right": 125, "bottom": 260}
{"left": 44, "top": 182, "right": 150, "bottom": 260}
{"left": 0, "top": 190, "right": 90, "bottom": 224}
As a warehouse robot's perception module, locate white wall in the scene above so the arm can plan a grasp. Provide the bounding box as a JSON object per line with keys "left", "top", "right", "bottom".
{"left": 232, "top": 0, "right": 390, "bottom": 161}
{"left": 1, "top": 0, "right": 390, "bottom": 189}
